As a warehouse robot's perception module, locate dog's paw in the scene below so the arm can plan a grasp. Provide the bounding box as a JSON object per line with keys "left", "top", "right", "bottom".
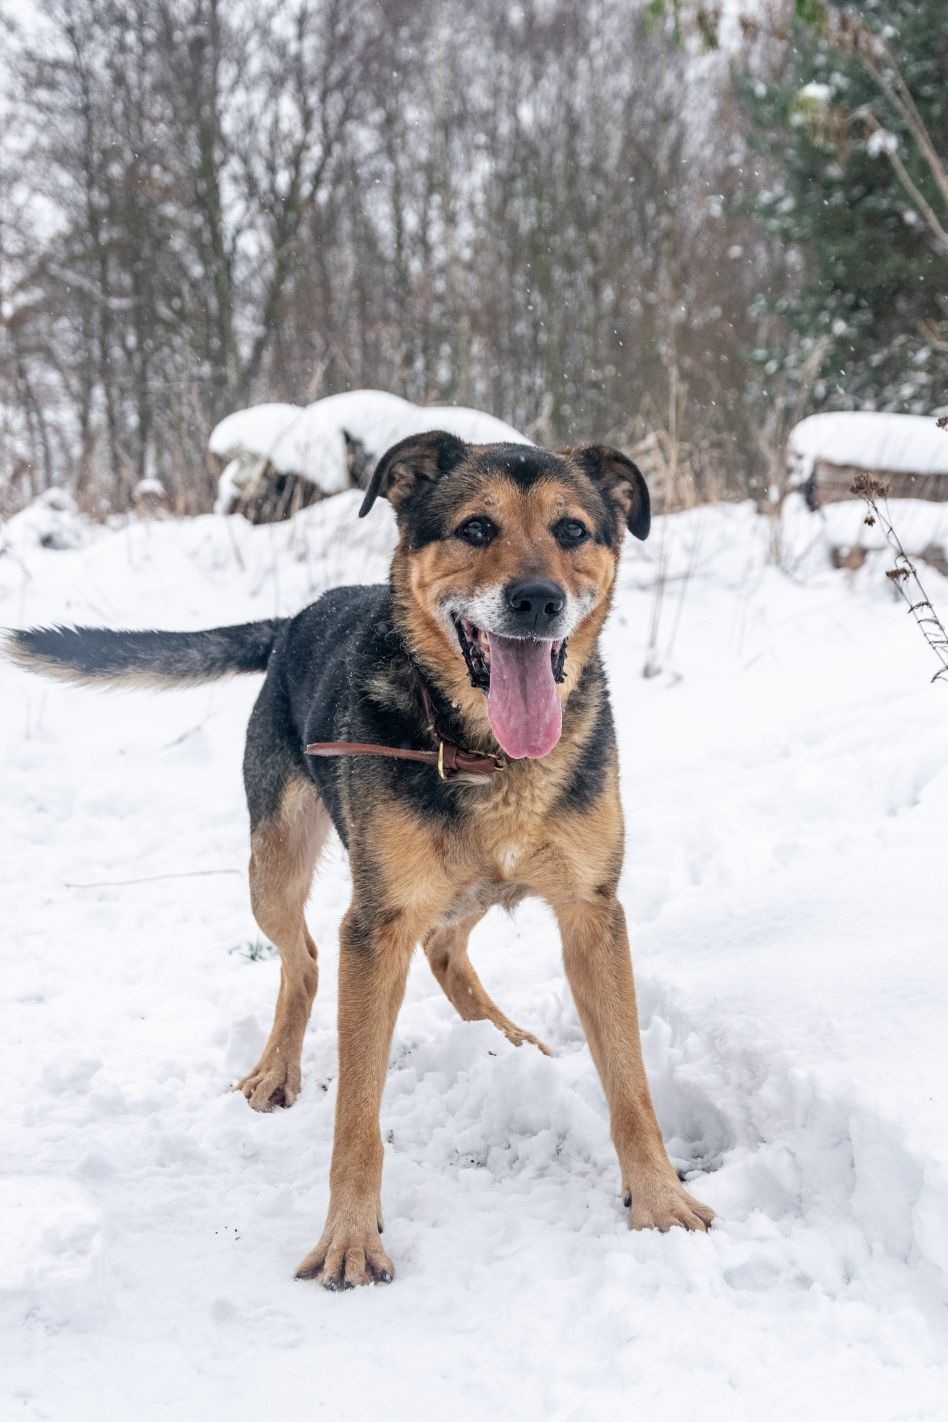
{"left": 295, "top": 1217, "right": 394, "bottom": 1290}
{"left": 623, "top": 1173, "right": 715, "bottom": 1233}
{"left": 501, "top": 1022, "right": 552, "bottom": 1056}
{"left": 236, "top": 1059, "right": 301, "bottom": 1112}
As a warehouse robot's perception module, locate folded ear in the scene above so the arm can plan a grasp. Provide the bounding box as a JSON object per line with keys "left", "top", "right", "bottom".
{"left": 570, "top": 445, "right": 651, "bottom": 541}
{"left": 358, "top": 430, "right": 468, "bottom": 517}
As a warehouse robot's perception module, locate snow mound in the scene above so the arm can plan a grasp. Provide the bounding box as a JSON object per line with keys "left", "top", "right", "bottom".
{"left": 411, "top": 403, "right": 531, "bottom": 447}
{"left": 209, "top": 403, "right": 304, "bottom": 464}
{"left": 2, "top": 488, "right": 92, "bottom": 553}
{"left": 210, "top": 389, "right": 531, "bottom": 513}
{"left": 789, "top": 411, "right": 948, "bottom": 483}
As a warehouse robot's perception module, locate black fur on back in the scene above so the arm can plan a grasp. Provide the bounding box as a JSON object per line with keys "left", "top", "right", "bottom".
{"left": 3, "top": 620, "right": 285, "bottom": 688}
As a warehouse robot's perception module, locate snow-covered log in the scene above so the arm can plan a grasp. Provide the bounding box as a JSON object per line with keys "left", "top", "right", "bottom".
{"left": 210, "top": 390, "right": 531, "bottom": 523}
{"left": 789, "top": 412, "right": 948, "bottom": 509}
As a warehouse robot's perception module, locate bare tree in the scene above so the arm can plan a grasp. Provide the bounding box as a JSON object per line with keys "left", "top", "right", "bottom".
{"left": 0, "top": 0, "right": 828, "bottom": 517}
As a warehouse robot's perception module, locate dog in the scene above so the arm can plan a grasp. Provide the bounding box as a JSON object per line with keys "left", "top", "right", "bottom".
{"left": 6, "top": 432, "right": 713, "bottom": 1289}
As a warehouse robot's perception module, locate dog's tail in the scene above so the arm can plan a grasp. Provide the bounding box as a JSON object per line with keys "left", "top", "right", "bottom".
{"left": 3, "top": 619, "right": 287, "bottom": 690}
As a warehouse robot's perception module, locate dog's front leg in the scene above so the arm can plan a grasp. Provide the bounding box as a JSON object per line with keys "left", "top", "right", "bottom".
{"left": 295, "top": 905, "right": 415, "bottom": 1289}
{"left": 553, "top": 893, "right": 714, "bottom": 1233}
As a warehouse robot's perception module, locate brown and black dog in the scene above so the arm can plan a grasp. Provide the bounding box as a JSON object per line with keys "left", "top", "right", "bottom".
{"left": 6, "top": 432, "right": 713, "bottom": 1288}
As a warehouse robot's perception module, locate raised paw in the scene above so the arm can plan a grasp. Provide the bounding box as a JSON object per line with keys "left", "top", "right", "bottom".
{"left": 501, "top": 1021, "right": 552, "bottom": 1056}
{"left": 623, "top": 1173, "right": 715, "bottom": 1233}
{"left": 236, "top": 1056, "right": 301, "bottom": 1112}
{"left": 295, "top": 1216, "right": 394, "bottom": 1290}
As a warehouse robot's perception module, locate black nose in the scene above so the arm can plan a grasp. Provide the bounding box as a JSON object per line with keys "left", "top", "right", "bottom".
{"left": 505, "top": 579, "right": 565, "bottom": 633}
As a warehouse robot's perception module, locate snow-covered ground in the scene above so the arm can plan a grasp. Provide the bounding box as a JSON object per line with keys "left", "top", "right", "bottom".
{"left": 2, "top": 491, "right": 948, "bottom": 1421}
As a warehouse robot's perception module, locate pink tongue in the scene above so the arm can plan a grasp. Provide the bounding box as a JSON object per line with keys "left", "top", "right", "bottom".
{"left": 486, "top": 635, "right": 562, "bottom": 760}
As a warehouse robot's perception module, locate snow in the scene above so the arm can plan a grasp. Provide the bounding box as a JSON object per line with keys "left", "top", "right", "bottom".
{"left": 867, "top": 128, "right": 899, "bottom": 158}
{"left": 133, "top": 478, "right": 165, "bottom": 501}
{"left": 208, "top": 402, "right": 302, "bottom": 464}
{"left": 209, "top": 390, "right": 531, "bottom": 509}
{"left": 3, "top": 492, "right": 948, "bottom": 1420}
{"left": 789, "top": 411, "right": 948, "bottom": 483}
{"left": 214, "top": 456, "right": 254, "bottom": 516}
{"left": 411, "top": 403, "right": 530, "bottom": 446}
{"left": 3, "top": 487, "right": 92, "bottom": 551}
{"left": 790, "top": 493, "right": 948, "bottom": 564}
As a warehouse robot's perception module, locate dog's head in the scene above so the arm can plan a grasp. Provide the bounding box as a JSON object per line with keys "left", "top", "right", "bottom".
{"left": 360, "top": 433, "right": 649, "bottom": 761}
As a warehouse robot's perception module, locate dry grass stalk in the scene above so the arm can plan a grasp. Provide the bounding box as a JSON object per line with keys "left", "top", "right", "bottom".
{"left": 851, "top": 472, "right": 948, "bottom": 685}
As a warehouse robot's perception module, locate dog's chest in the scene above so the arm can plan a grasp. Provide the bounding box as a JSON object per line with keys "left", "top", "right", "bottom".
{"left": 430, "top": 799, "right": 554, "bottom": 928}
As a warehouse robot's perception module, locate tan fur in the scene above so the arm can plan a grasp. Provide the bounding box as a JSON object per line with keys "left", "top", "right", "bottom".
{"left": 547, "top": 878, "right": 713, "bottom": 1232}
{"left": 237, "top": 777, "right": 329, "bottom": 1110}
{"left": 295, "top": 904, "right": 416, "bottom": 1287}
{"left": 424, "top": 913, "right": 550, "bottom": 1053}
{"left": 392, "top": 472, "right": 616, "bottom": 747}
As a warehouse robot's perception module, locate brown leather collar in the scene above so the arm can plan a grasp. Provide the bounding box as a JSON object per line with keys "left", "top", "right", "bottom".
{"left": 305, "top": 683, "right": 506, "bottom": 783}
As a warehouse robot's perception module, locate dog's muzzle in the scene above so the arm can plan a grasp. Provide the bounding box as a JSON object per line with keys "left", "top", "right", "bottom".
{"left": 452, "top": 617, "right": 567, "bottom": 691}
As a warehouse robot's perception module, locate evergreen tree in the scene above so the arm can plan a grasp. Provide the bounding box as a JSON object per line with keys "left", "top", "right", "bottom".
{"left": 739, "top": 0, "right": 948, "bottom": 413}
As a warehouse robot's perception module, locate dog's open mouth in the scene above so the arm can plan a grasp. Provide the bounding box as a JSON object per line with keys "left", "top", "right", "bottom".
{"left": 453, "top": 617, "right": 566, "bottom": 761}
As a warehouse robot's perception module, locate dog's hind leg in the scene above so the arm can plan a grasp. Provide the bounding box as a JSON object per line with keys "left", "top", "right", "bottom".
{"left": 238, "top": 776, "right": 330, "bottom": 1111}
{"left": 423, "top": 913, "right": 551, "bottom": 1055}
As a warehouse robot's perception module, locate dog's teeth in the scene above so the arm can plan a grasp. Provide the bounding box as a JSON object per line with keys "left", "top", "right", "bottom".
{"left": 454, "top": 615, "right": 491, "bottom": 688}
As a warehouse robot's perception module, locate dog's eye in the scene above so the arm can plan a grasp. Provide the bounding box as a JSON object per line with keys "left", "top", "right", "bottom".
{"left": 554, "top": 518, "right": 589, "bottom": 548}
{"left": 455, "top": 517, "right": 497, "bottom": 547}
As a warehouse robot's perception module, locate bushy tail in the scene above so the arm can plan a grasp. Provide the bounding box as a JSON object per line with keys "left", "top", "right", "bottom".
{"left": 3, "top": 619, "right": 286, "bottom": 689}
